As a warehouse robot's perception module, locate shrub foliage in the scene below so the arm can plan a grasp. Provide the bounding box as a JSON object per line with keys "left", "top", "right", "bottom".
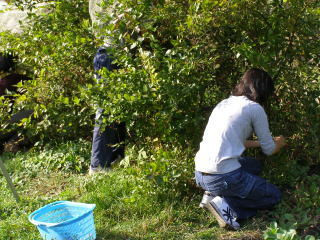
{"left": 91, "top": 0, "right": 319, "bottom": 165}
{"left": 0, "top": 1, "right": 319, "bottom": 169}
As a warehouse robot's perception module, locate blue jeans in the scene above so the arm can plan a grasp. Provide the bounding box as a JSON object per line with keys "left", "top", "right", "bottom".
{"left": 195, "top": 157, "right": 281, "bottom": 219}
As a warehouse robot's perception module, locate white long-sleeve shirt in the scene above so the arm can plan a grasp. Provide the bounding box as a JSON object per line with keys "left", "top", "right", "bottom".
{"left": 195, "top": 96, "right": 275, "bottom": 174}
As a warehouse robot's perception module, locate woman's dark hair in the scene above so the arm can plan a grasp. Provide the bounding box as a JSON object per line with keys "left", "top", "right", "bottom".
{"left": 232, "top": 68, "right": 274, "bottom": 104}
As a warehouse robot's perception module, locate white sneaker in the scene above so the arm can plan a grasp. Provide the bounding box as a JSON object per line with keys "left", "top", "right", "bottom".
{"left": 199, "top": 191, "right": 214, "bottom": 208}
{"left": 89, "top": 166, "right": 111, "bottom": 175}
{"left": 204, "top": 196, "right": 240, "bottom": 230}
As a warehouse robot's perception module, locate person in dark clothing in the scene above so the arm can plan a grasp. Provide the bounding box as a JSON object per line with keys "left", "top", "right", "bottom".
{"left": 89, "top": 47, "right": 126, "bottom": 175}
{"left": 0, "top": 53, "right": 32, "bottom": 151}
{"left": 0, "top": 53, "right": 29, "bottom": 97}
{"left": 0, "top": 53, "right": 15, "bottom": 72}
{"left": 0, "top": 73, "right": 29, "bottom": 96}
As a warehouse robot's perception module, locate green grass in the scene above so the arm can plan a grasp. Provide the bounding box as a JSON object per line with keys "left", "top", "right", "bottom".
{"left": 0, "top": 140, "right": 319, "bottom": 240}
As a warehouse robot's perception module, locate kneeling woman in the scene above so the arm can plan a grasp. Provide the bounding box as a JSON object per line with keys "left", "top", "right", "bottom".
{"left": 195, "top": 68, "right": 286, "bottom": 230}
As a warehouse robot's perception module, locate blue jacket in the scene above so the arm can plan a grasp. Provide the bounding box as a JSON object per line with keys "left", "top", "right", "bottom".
{"left": 93, "top": 47, "right": 118, "bottom": 74}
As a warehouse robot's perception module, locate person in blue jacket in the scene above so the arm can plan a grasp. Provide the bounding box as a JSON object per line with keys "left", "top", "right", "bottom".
{"left": 89, "top": 47, "right": 126, "bottom": 174}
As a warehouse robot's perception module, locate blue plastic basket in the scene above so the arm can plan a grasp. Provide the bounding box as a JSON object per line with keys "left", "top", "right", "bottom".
{"left": 28, "top": 201, "right": 96, "bottom": 240}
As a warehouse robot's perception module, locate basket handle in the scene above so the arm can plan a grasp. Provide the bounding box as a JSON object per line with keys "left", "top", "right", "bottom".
{"left": 32, "top": 220, "right": 60, "bottom": 227}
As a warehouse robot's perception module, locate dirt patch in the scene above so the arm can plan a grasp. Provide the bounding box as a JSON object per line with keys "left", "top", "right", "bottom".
{"left": 24, "top": 172, "right": 73, "bottom": 198}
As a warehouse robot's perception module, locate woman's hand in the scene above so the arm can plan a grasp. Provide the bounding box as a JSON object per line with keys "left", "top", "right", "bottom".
{"left": 272, "top": 135, "right": 287, "bottom": 154}
{"left": 274, "top": 135, "right": 286, "bottom": 147}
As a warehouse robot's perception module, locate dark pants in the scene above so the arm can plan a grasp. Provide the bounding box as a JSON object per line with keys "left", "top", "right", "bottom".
{"left": 195, "top": 157, "right": 281, "bottom": 219}
{"left": 90, "top": 109, "right": 125, "bottom": 168}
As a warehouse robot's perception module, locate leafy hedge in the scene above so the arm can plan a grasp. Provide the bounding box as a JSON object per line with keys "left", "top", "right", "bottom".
{"left": 90, "top": 0, "right": 320, "bottom": 166}
{"left": 0, "top": 0, "right": 319, "bottom": 167}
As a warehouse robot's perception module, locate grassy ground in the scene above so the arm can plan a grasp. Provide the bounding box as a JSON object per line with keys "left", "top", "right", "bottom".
{"left": 0, "top": 140, "right": 319, "bottom": 240}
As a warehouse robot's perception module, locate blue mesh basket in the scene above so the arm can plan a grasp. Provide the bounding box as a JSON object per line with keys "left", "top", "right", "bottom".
{"left": 28, "top": 201, "right": 96, "bottom": 240}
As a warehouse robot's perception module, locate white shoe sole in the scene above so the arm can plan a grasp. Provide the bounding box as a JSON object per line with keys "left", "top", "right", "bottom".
{"left": 204, "top": 201, "right": 227, "bottom": 228}
{"left": 206, "top": 201, "right": 240, "bottom": 230}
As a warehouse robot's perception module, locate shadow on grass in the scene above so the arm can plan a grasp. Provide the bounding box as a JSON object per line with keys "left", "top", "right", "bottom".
{"left": 96, "top": 229, "right": 143, "bottom": 240}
